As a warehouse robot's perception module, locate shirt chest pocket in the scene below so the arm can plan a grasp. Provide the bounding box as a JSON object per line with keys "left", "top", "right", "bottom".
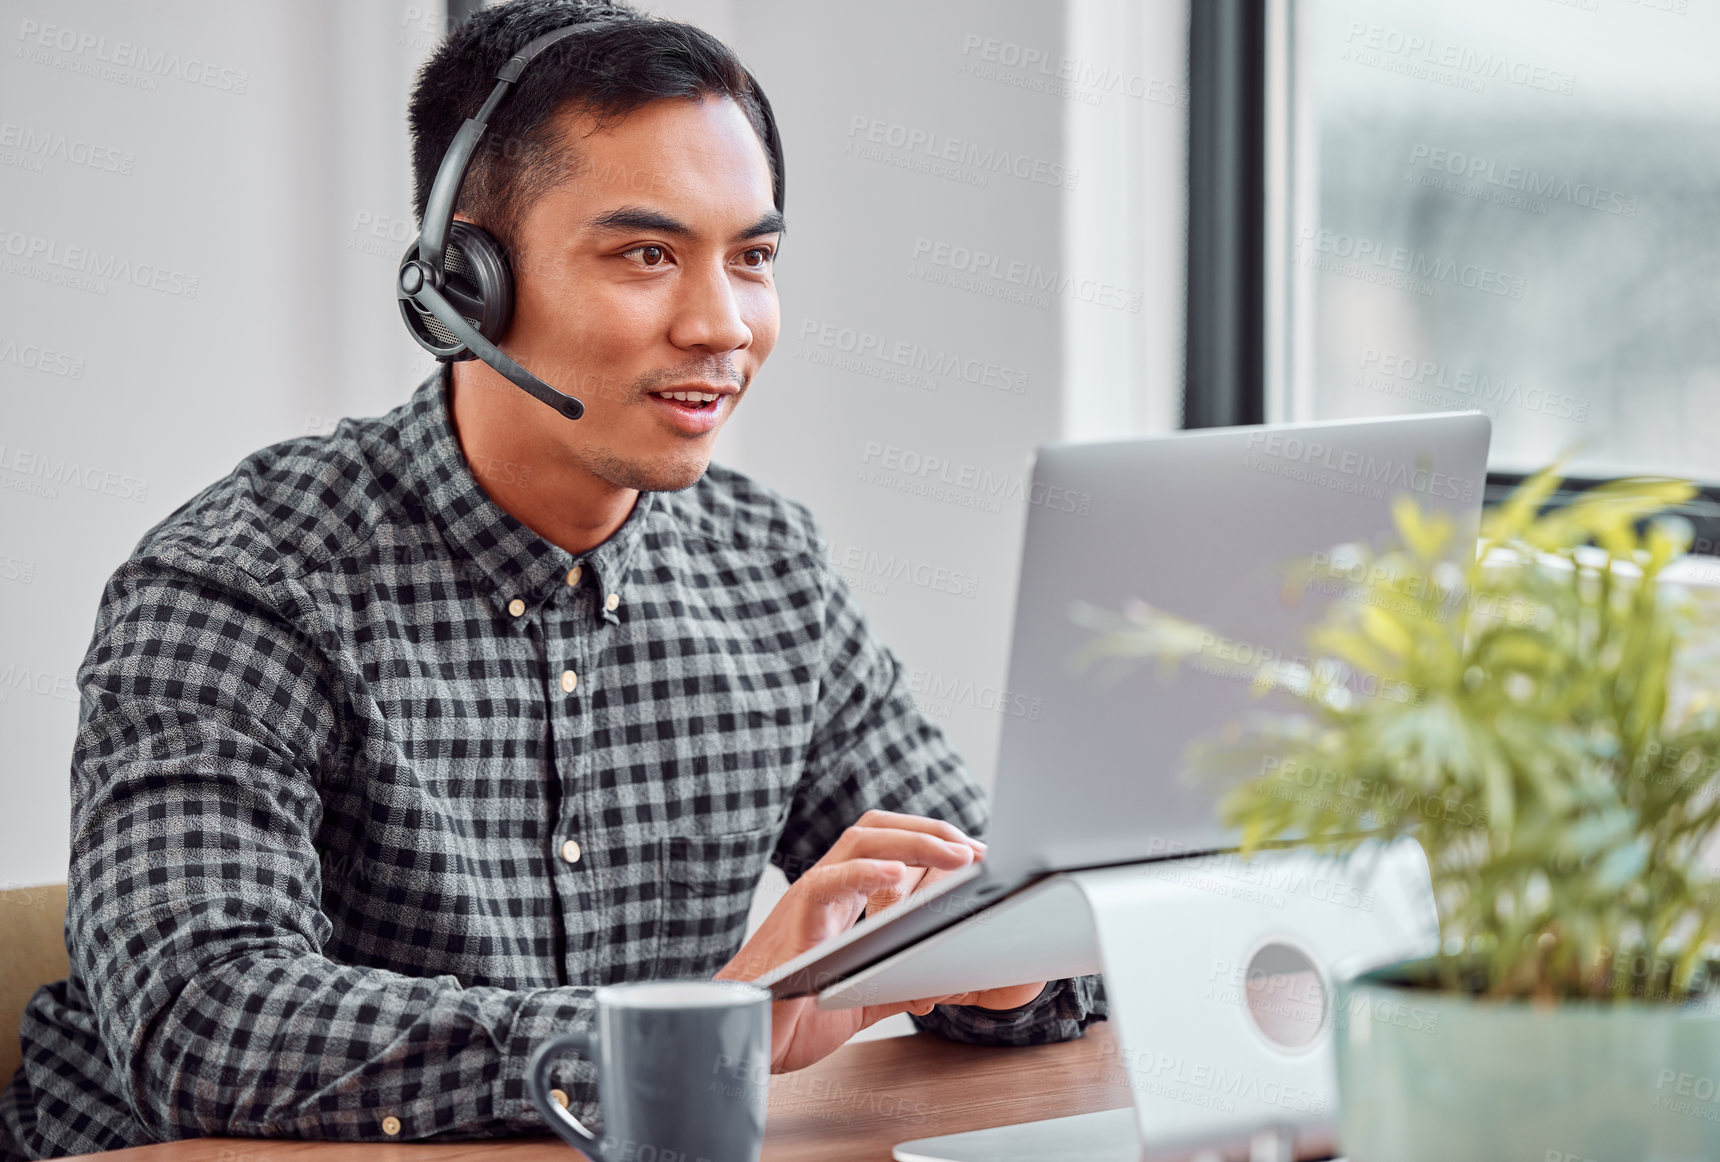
{"left": 655, "top": 822, "right": 782, "bottom": 978}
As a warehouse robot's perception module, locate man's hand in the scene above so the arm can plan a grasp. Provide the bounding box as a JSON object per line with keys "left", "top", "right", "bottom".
{"left": 713, "top": 810, "right": 1048, "bottom": 1073}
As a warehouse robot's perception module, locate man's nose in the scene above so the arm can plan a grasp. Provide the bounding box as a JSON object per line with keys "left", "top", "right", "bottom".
{"left": 669, "top": 261, "right": 753, "bottom": 353}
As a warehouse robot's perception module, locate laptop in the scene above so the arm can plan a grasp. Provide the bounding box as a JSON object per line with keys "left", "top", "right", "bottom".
{"left": 763, "top": 411, "right": 1491, "bottom": 1000}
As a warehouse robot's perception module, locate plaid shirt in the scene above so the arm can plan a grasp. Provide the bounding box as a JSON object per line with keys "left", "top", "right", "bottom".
{"left": 1, "top": 366, "right": 1105, "bottom": 1160}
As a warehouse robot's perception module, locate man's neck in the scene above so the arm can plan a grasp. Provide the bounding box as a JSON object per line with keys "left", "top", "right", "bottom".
{"left": 446, "top": 366, "right": 638, "bottom": 557}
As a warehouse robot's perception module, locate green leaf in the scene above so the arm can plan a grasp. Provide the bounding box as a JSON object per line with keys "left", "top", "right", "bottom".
{"left": 1309, "top": 625, "right": 1393, "bottom": 678}
{"left": 1481, "top": 465, "right": 1565, "bottom": 544}
{"left": 1359, "top": 604, "right": 1416, "bottom": 660}
{"left": 1393, "top": 495, "right": 1452, "bottom": 561}
{"left": 1556, "top": 810, "right": 1632, "bottom": 860}
{"left": 1593, "top": 838, "right": 1650, "bottom": 893}
{"left": 1482, "top": 746, "right": 1517, "bottom": 840}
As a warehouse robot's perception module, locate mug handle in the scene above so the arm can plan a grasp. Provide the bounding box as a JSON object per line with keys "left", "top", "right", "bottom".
{"left": 528, "top": 1030, "right": 609, "bottom": 1162}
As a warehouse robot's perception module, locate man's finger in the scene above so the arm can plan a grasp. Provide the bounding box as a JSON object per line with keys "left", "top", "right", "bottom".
{"left": 853, "top": 809, "right": 986, "bottom": 852}
{"left": 799, "top": 858, "right": 910, "bottom": 907}
{"left": 828, "top": 826, "right": 980, "bottom": 870}
{"left": 865, "top": 886, "right": 905, "bottom": 914}
{"left": 860, "top": 994, "right": 963, "bottom": 1023}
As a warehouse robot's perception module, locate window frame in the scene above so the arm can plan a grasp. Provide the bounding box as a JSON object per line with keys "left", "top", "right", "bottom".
{"left": 1183, "top": 0, "right": 1269, "bottom": 430}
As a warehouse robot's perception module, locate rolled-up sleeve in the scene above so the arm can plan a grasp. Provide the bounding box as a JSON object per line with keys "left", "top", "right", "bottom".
{"left": 773, "top": 515, "right": 1107, "bottom": 1046}
{"left": 909, "top": 973, "right": 1107, "bottom": 1046}
{"left": 69, "top": 558, "right": 599, "bottom": 1142}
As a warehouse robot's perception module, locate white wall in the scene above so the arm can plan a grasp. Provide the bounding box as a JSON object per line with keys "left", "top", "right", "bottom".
{"left": 0, "top": 0, "right": 1187, "bottom": 891}
{"left": 686, "top": 0, "right": 1188, "bottom": 819}
{"left": 0, "top": 0, "right": 440, "bottom": 888}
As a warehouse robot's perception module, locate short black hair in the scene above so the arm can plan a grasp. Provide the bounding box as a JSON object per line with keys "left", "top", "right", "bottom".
{"left": 407, "top": 0, "right": 775, "bottom": 261}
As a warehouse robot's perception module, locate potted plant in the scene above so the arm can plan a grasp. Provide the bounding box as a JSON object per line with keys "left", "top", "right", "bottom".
{"left": 1077, "top": 468, "right": 1720, "bottom": 1161}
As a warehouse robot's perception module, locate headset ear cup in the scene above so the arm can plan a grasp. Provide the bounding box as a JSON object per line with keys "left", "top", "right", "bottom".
{"left": 397, "top": 221, "right": 515, "bottom": 361}
{"left": 448, "top": 220, "right": 514, "bottom": 344}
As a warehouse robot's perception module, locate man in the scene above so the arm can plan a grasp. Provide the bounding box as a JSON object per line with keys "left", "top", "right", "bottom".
{"left": 0, "top": 2, "right": 1104, "bottom": 1157}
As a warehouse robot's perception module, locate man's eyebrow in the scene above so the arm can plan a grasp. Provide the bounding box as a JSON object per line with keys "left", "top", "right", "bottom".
{"left": 736, "top": 210, "right": 786, "bottom": 241}
{"left": 584, "top": 207, "right": 691, "bottom": 237}
{"left": 582, "top": 206, "right": 787, "bottom": 242}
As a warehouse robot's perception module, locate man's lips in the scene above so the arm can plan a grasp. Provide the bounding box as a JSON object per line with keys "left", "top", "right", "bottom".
{"left": 645, "top": 384, "right": 734, "bottom": 433}
{"left": 646, "top": 382, "right": 739, "bottom": 403}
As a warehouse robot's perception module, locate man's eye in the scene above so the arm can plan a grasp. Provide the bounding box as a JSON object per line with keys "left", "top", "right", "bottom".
{"left": 740, "top": 247, "right": 774, "bottom": 269}
{"left": 624, "top": 245, "right": 667, "bottom": 266}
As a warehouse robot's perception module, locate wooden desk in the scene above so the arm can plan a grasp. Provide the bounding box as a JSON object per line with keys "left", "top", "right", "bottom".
{"left": 69, "top": 1022, "right": 1134, "bottom": 1162}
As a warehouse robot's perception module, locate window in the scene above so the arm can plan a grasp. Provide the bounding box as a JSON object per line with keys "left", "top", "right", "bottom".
{"left": 1267, "top": 0, "right": 1720, "bottom": 486}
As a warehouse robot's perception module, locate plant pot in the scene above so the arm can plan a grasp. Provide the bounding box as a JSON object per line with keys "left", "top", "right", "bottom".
{"left": 1333, "top": 962, "right": 1720, "bottom": 1162}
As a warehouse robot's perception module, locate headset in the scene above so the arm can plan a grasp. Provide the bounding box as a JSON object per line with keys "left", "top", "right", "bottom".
{"left": 397, "top": 19, "right": 786, "bottom": 421}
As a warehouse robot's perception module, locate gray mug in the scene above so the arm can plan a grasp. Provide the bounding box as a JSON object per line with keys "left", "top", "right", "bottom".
{"left": 529, "top": 979, "right": 773, "bottom": 1162}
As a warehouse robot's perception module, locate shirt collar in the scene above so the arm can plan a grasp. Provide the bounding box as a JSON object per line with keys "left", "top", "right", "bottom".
{"left": 398, "top": 364, "right": 657, "bottom": 623}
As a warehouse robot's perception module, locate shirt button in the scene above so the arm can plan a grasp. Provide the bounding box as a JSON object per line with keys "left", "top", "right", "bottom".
{"left": 561, "top": 839, "right": 582, "bottom": 864}
{"left": 566, "top": 565, "right": 582, "bottom": 587}
{"left": 560, "top": 669, "right": 578, "bottom": 693}
{"left": 604, "top": 593, "right": 620, "bottom": 612}
{"left": 507, "top": 598, "right": 526, "bottom": 617}
{"left": 381, "top": 1115, "right": 401, "bottom": 1137}
{"left": 550, "top": 1089, "right": 570, "bottom": 1109}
